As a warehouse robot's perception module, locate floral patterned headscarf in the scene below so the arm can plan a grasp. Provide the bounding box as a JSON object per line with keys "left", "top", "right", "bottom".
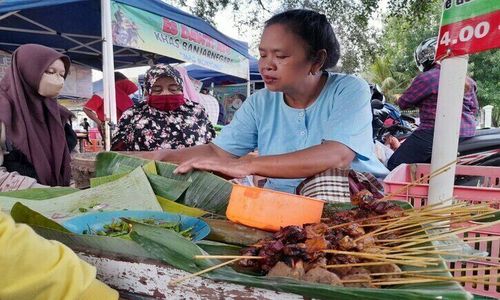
{"left": 144, "top": 64, "right": 183, "bottom": 95}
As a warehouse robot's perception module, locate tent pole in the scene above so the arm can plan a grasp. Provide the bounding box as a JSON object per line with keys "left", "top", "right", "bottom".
{"left": 100, "top": 0, "right": 116, "bottom": 151}
{"left": 246, "top": 60, "right": 251, "bottom": 97}
{"left": 427, "top": 55, "right": 469, "bottom": 205}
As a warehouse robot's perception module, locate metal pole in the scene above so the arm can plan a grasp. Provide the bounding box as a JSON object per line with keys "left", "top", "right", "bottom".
{"left": 101, "top": 0, "right": 116, "bottom": 150}
{"left": 427, "top": 55, "right": 469, "bottom": 205}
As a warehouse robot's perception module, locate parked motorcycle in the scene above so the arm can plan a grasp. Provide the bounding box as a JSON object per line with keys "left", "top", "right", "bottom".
{"left": 370, "top": 84, "right": 500, "bottom": 167}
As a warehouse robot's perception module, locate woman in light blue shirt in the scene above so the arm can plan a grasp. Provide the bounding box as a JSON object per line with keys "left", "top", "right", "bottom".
{"left": 143, "top": 9, "right": 388, "bottom": 194}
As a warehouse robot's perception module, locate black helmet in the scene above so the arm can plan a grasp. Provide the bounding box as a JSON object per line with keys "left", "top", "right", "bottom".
{"left": 414, "top": 37, "right": 437, "bottom": 72}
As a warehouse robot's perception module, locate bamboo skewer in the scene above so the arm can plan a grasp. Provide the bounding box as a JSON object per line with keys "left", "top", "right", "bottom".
{"left": 378, "top": 235, "right": 499, "bottom": 246}
{"left": 381, "top": 159, "right": 457, "bottom": 201}
{"left": 384, "top": 249, "right": 500, "bottom": 262}
{"left": 394, "top": 219, "right": 500, "bottom": 249}
{"left": 373, "top": 276, "right": 499, "bottom": 287}
{"left": 323, "top": 250, "right": 441, "bottom": 262}
{"left": 194, "top": 255, "right": 263, "bottom": 260}
{"left": 170, "top": 258, "right": 240, "bottom": 285}
{"left": 382, "top": 236, "right": 500, "bottom": 252}
{"left": 325, "top": 262, "right": 393, "bottom": 269}
{"left": 369, "top": 266, "right": 500, "bottom": 276}
{"left": 407, "top": 273, "right": 500, "bottom": 286}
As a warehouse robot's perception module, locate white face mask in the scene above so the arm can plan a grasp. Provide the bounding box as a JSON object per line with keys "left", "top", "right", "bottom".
{"left": 38, "top": 73, "right": 65, "bottom": 98}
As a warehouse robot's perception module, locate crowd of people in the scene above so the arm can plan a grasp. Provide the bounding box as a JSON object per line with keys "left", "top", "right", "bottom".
{"left": 0, "top": 8, "right": 480, "bottom": 299}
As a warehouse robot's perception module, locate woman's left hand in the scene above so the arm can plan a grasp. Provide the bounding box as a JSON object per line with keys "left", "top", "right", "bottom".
{"left": 174, "top": 157, "right": 253, "bottom": 178}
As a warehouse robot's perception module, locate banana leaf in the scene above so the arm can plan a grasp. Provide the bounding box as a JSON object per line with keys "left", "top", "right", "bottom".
{"left": 0, "top": 187, "right": 78, "bottom": 200}
{"left": 90, "top": 173, "right": 127, "bottom": 187}
{"left": 95, "top": 152, "right": 231, "bottom": 214}
{"left": 95, "top": 152, "right": 150, "bottom": 177}
{"left": 156, "top": 196, "right": 207, "bottom": 217}
{"left": 130, "top": 222, "right": 471, "bottom": 300}
{"left": 0, "top": 167, "right": 162, "bottom": 221}
{"left": 146, "top": 174, "right": 191, "bottom": 201}
{"left": 142, "top": 160, "right": 158, "bottom": 175}
{"left": 11, "top": 202, "right": 70, "bottom": 232}
{"left": 196, "top": 240, "right": 242, "bottom": 256}
{"left": 155, "top": 161, "right": 232, "bottom": 214}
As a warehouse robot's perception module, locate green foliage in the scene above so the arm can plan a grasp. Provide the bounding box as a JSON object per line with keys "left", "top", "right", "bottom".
{"left": 165, "top": 0, "right": 498, "bottom": 106}
{"left": 468, "top": 49, "right": 500, "bottom": 108}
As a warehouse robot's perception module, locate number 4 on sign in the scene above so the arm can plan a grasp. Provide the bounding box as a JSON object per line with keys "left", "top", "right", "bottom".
{"left": 440, "top": 31, "right": 451, "bottom": 46}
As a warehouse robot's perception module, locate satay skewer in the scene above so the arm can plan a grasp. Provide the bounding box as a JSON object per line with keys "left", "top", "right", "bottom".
{"left": 394, "top": 219, "right": 500, "bottom": 249}
{"left": 194, "top": 255, "right": 263, "bottom": 260}
{"left": 369, "top": 266, "right": 500, "bottom": 276}
{"left": 381, "top": 159, "right": 457, "bottom": 201}
{"left": 169, "top": 258, "right": 240, "bottom": 285}
{"left": 372, "top": 275, "right": 499, "bottom": 287}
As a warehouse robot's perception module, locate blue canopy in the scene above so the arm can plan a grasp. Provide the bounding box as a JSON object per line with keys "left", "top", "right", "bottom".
{"left": 187, "top": 57, "right": 261, "bottom": 86}
{"left": 0, "top": 0, "right": 251, "bottom": 69}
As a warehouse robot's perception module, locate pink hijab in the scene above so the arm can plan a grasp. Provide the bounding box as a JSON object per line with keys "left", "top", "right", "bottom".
{"left": 174, "top": 65, "right": 202, "bottom": 104}
{"left": 0, "top": 44, "right": 73, "bottom": 186}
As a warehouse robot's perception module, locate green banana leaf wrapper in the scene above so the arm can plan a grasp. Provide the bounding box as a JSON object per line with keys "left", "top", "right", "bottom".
{"left": 11, "top": 202, "right": 472, "bottom": 300}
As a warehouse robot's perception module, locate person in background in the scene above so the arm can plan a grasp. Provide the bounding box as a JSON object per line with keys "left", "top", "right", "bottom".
{"left": 79, "top": 117, "right": 92, "bottom": 146}
{"left": 197, "top": 87, "right": 221, "bottom": 124}
{"left": 201, "top": 88, "right": 226, "bottom": 125}
{"left": 0, "top": 211, "right": 118, "bottom": 299}
{"left": 387, "top": 37, "right": 478, "bottom": 171}
{"left": 135, "top": 10, "right": 388, "bottom": 201}
{"left": 0, "top": 44, "right": 76, "bottom": 190}
{"left": 83, "top": 71, "right": 137, "bottom": 136}
{"left": 81, "top": 117, "right": 91, "bottom": 132}
{"left": 111, "top": 64, "right": 215, "bottom": 151}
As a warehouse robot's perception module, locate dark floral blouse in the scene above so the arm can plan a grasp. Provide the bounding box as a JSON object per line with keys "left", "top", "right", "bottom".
{"left": 111, "top": 100, "right": 215, "bottom": 151}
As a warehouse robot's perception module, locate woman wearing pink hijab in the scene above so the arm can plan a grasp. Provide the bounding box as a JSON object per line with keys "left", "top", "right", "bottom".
{"left": 0, "top": 44, "right": 75, "bottom": 189}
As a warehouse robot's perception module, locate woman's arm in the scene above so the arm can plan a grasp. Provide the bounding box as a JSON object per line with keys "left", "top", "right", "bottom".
{"left": 174, "top": 141, "right": 355, "bottom": 179}
{"left": 126, "top": 142, "right": 237, "bottom": 164}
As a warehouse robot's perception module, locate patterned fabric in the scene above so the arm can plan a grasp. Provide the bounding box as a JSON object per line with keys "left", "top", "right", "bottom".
{"left": 348, "top": 170, "right": 384, "bottom": 199}
{"left": 397, "top": 64, "right": 478, "bottom": 137}
{"left": 144, "top": 64, "right": 183, "bottom": 95}
{"left": 197, "top": 93, "right": 220, "bottom": 124}
{"left": 0, "top": 167, "right": 39, "bottom": 192}
{"left": 296, "top": 168, "right": 350, "bottom": 203}
{"left": 111, "top": 100, "right": 215, "bottom": 151}
{"left": 296, "top": 168, "right": 384, "bottom": 204}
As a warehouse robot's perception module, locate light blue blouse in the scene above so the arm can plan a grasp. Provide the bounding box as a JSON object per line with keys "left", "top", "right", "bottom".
{"left": 213, "top": 72, "right": 389, "bottom": 193}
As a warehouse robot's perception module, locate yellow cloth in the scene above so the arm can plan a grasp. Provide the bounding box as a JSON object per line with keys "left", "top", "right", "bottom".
{"left": 0, "top": 211, "right": 118, "bottom": 300}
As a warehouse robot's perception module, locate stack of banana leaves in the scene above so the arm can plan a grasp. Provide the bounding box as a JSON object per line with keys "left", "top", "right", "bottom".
{"left": 0, "top": 152, "right": 475, "bottom": 300}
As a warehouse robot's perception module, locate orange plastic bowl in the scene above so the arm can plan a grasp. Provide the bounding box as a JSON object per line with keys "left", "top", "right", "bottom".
{"left": 226, "top": 185, "right": 325, "bottom": 232}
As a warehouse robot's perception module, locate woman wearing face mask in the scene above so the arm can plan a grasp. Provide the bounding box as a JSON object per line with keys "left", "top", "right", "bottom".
{"left": 137, "top": 10, "right": 388, "bottom": 201}
{"left": 111, "top": 64, "right": 215, "bottom": 151}
{"left": 0, "top": 44, "right": 76, "bottom": 190}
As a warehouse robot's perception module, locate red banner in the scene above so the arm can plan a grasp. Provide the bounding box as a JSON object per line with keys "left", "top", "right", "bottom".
{"left": 435, "top": 10, "right": 500, "bottom": 61}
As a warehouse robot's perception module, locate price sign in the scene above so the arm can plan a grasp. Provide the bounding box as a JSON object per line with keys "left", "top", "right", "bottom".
{"left": 436, "top": 0, "right": 499, "bottom": 61}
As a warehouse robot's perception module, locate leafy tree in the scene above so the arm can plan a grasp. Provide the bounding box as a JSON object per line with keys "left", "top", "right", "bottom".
{"left": 469, "top": 49, "right": 500, "bottom": 108}
{"left": 164, "top": 0, "right": 434, "bottom": 73}
{"left": 167, "top": 0, "right": 499, "bottom": 109}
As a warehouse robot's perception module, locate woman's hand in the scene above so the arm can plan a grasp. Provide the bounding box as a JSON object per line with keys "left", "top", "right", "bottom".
{"left": 174, "top": 157, "right": 253, "bottom": 179}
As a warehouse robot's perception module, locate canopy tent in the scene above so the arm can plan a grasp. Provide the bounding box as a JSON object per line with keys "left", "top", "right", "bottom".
{"left": 186, "top": 57, "right": 262, "bottom": 86}
{"left": 0, "top": 0, "right": 251, "bottom": 148}
{"left": 0, "top": 0, "right": 251, "bottom": 72}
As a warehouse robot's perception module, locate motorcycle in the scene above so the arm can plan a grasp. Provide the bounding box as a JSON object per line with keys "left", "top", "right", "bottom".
{"left": 369, "top": 84, "right": 500, "bottom": 167}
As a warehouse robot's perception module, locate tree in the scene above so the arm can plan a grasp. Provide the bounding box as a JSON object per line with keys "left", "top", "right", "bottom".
{"left": 469, "top": 49, "right": 500, "bottom": 108}
{"left": 163, "top": 0, "right": 432, "bottom": 73}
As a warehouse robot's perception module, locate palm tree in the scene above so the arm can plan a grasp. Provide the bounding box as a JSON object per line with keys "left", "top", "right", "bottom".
{"left": 365, "top": 56, "right": 410, "bottom": 103}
